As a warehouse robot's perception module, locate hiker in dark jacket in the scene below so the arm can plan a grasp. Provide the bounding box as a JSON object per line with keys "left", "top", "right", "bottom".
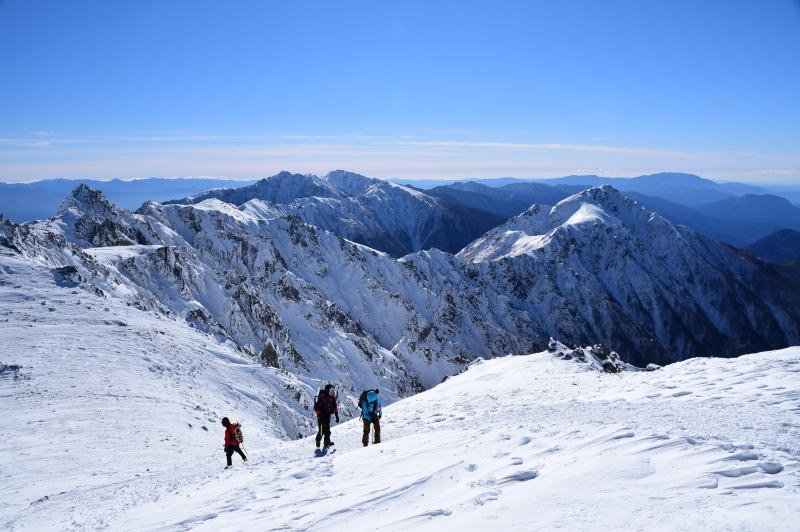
{"left": 314, "top": 384, "right": 339, "bottom": 448}
{"left": 221, "top": 417, "right": 247, "bottom": 468}
{"left": 360, "top": 388, "right": 382, "bottom": 446}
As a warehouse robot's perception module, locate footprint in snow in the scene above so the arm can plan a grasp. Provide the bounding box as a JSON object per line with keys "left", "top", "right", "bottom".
{"left": 177, "top": 513, "right": 218, "bottom": 526}
{"left": 697, "top": 477, "right": 719, "bottom": 489}
{"left": 712, "top": 466, "right": 761, "bottom": 478}
{"left": 474, "top": 490, "right": 501, "bottom": 506}
{"left": 610, "top": 432, "right": 636, "bottom": 440}
{"left": 498, "top": 470, "right": 539, "bottom": 483}
{"left": 758, "top": 462, "right": 784, "bottom": 474}
{"left": 721, "top": 451, "right": 760, "bottom": 461}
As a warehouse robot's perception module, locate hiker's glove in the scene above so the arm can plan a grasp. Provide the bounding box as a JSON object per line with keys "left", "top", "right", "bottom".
{"left": 335, "top": 413, "right": 340, "bottom": 423}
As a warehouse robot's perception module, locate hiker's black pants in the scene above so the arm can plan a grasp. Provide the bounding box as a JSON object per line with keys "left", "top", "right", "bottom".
{"left": 316, "top": 416, "right": 332, "bottom": 446}
{"left": 225, "top": 444, "right": 246, "bottom": 466}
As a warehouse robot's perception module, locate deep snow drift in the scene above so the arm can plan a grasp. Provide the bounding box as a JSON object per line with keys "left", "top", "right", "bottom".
{"left": 1, "top": 246, "right": 798, "bottom": 530}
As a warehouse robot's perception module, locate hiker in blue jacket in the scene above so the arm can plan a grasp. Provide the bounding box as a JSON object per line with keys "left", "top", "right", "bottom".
{"left": 359, "top": 388, "right": 382, "bottom": 446}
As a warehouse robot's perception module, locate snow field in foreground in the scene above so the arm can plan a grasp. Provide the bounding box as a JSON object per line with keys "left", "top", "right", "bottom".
{"left": 1, "top": 248, "right": 799, "bottom": 531}
{"left": 118, "top": 351, "right": 800, "bottom": 531}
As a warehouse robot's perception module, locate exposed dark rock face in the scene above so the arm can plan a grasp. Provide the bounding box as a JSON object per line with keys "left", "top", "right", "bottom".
{"left": 547, "top": 339, "right": 630, "bottom": 373}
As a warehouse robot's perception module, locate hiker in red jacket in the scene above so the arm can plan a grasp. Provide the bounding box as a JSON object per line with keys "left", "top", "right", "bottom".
{"left": 221, "top": 417, "right": 247, "bottom": 469}
{"left": 314, "top": 384, "right": 339, "bottom": 448}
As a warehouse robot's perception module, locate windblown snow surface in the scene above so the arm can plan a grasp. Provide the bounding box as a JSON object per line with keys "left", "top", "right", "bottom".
{"left": 2, "top": 248, "right": 799, "bottom": 531}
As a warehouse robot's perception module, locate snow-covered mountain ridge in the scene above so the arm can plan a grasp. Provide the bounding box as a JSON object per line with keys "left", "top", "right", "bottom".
{"left": 2, "top": 192, "right": 536, "bottom": 399}
{"left": 3, "top": 267, "right": 797, "bottom": 532}
{"left": 3, "top": 181, "right": 799, "bottom": 385}
{"left": 455, "top": 185, "right": 800, "bottom": 362}
{"left": 165, "top": 170, "right": 506, "bottom": 257}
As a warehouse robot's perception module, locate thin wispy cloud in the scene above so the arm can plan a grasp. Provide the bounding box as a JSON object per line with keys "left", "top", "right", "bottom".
{"left": 0, "top": 131, "right": 797, "bottom": 184}
{"left": 389, "top": 140, "right": 708, "bottom": 159}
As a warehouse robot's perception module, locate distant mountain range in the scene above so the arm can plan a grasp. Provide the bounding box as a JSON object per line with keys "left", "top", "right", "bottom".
{"left": 393, "top": 171, "right": 788, "bottom": 203}
{"left": 425, "top": 179, "right": 800, "bottom": 247}
{"left": 3, "top": 171, "right": 800, "bottom": 252}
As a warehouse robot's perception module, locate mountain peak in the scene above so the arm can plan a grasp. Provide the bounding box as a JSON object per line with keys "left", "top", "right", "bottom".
{"left": 57, "top": 184, "right": 116, "bottom": 217}
{"left": 323, "top": 170, "right": 379, "bottom": 195}
{"left": 457, "top": 186, "right": 670, "bottom": 262}
{"left": 553, "top": 185, "right": 647, "bottom": 224}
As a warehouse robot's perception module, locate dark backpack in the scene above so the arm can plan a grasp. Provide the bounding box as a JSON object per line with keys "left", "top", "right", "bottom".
{"left": 315, "top": 388, "right": 337, "bottom": 415}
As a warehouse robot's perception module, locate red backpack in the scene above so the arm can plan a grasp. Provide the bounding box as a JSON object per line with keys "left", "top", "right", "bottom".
{"left": 232, "top": 423, "right": 244, "bottom": 444}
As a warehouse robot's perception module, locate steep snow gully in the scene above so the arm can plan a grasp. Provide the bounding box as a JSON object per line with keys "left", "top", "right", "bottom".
{"left": 1, "top": 248, "right": 799, "bottom": 530}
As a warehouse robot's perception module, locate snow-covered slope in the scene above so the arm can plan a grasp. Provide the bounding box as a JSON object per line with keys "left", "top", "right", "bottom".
{"left": 3, "top": 183, "right": 800, "bottom": 530}
{"left": 0, "top": 245, "right": 318, "bottom": 530}
{"left": 456, "top": 185, "right": 800, "bottom": 364}
{"left": 169, "top": 170, "right": 506, "bottom": 257}
{"left": 4, "top": 192, "right": 536, "bottom": 398}
{"left": 4, "top": 289, "right": 798, "bottom": 532}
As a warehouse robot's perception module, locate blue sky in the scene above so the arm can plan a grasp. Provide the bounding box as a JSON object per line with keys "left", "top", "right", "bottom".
{"left": 1, "top": 0, "right": 798, "bottom": 183}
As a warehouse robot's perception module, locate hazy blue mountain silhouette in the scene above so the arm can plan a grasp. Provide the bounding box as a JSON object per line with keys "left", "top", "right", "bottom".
{"left": 743, "top": 229, "right": 800, "bottom": 263}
